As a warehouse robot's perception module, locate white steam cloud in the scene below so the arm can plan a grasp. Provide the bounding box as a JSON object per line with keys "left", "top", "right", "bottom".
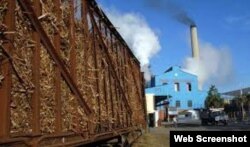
{"left": 183, "top": 42, "right": 234, "bottom": 89}
{"left": 105, "top": 10, "right": 161, "bottom": 81}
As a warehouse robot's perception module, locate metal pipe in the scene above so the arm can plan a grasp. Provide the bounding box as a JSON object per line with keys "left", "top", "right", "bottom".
{"left": 190, "top": 25, "right": 200, "bottom": 59}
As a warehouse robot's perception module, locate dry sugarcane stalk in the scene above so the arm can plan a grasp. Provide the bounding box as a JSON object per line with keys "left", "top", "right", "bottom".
{"left": 0, "top": 74, "right": 4, "bottom": 85}
{"left": 2, "top": 0, "right": 145, "bottom": 134}
{"left": 7, "top": 2, "right": 40, "bottom": 134}
{"left": 40, "top": 44, "right": 56, "bottom": 133}
{"left": 0, "top": 1, "right": 8, "bottom": 23}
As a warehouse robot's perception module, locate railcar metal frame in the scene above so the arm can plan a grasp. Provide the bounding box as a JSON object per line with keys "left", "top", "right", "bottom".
{"left": 0, "top": 0, "right": 146, "bottom": 146}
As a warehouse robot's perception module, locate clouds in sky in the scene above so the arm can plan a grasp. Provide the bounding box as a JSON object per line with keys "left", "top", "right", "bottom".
{"left": 101, "top": 4, "right": 236, "bottom": 86}
{"left": 225, "top": 15, "right": 250, "bottom": 30}
{"left": 183, "top": 42, "right": 234, "bottom": 89}
{"left": 104, "top": 9, "right": 161, "bottom": 81}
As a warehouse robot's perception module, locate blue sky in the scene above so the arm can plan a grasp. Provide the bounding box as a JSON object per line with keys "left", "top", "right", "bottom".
{"left": 98, "top": 0, "right": 250, "bottom": 93}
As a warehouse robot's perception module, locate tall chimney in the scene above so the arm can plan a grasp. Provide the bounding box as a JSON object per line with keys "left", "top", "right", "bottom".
{"left": 190, "top": 25, "right": 202, "bottom": 90}
{"left": 190, "top": 25, "right": 199, "bottom": 59}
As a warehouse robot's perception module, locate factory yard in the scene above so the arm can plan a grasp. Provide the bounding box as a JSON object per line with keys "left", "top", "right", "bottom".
{"left": 132, "top": 121, "right": 250, "bottom": 147}
{"left": 132, "top": 132, "right": 168, "bottom": 147}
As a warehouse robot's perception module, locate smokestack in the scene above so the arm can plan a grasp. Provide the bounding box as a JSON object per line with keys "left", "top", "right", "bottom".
{"left": 190, "top": 25, "right": 200, "bottom": 59}
{"left": 190, "top": 25, "right": 202, "bottom": 90}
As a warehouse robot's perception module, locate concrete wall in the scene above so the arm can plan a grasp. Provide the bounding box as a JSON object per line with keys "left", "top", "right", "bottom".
{"left": 145, "top": 94, "right": 160, "bottom": 127}
{"left": 146, "top": 94, "right": 155, "bottom": 114}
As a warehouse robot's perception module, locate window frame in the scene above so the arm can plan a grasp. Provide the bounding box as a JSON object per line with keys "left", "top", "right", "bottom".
{"left": 176, "top": 100, "right": 181, "bottom": 107}
{"left": 187, "top": 100, "right": 192, "bottom": 107}
{"left": 174, "top": 82, "right": 180, "bottom": 92}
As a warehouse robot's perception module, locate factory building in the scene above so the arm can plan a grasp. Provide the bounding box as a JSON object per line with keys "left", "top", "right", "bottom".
{"left": 145, "top": 66, "right": 207, "bottom": 126}
{"left": 145, "top": 25, "right": 207, "bottom": 127}
{"left": 223, "top": 87, "right": 250, "bottom": 97}
{"left": 222, "top": 87, "right": 250, "bottom": 104}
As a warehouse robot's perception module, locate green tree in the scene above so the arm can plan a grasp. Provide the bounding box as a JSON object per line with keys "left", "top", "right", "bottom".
{"left": 237, "top": 95, "right": 246, "bottom": 120}
{"left": 246, "top": 94, "right": 250, "bottom": 119}
{"left": 246, "top": 94, "right": 250, "bottom": 111}
{"left": 235, "top": 93, "right": 250, "bottom": 120}
{"left": 205, "top": 85, "right": 223, "bottom": 108}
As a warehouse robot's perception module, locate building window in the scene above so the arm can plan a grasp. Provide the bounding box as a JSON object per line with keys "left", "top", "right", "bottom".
{"left": 162, "top": 82, "right": 168, "bottom": 85}
{"left": 161, "top": 79, "right": 168, "bottom": 85}
{"left": 176, "top": 100, "right": 181, "bottom": 107}
{"left": 174, "top": 82, "right": 180, "bottom": 91}
{"left": 188, "top": 100, "right": 192, "bottom": 107}
{"left": 187, "top": 83, "right": 192, "bottom": 91}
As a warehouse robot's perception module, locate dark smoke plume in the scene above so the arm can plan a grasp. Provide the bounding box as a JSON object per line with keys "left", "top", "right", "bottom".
{"left": 145, "top": 0, "right": 195, "bottom": 26}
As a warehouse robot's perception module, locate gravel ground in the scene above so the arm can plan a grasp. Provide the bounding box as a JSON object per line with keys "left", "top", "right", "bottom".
{"left": 132, "top": 131, "right": 169, "bottom": 147}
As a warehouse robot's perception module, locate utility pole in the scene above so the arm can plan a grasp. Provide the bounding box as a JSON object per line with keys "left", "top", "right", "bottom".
{"left": 240, "top": 89, "right": 245, "bottom": 121}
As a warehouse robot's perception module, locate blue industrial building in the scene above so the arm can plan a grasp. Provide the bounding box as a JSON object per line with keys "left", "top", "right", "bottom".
{"left": 146, "top": 66, "right": 207, "bottom": 111}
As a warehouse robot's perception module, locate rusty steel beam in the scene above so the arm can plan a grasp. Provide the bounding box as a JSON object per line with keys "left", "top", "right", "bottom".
{"left": 121, "top": 102, "right": 124, "bottom": 127}
{"left": 88, "top": 1, "right": 144, "bottom": 123}
{"left": 112, "top": 39, "right": 121, "bottom": 128}
{"left": 140, "top": 71, "right": 145, "bottom": 102}
{"left": 123, "top": 47, "right": 130, "bottom": 127}
{"left": 17, "top": 0, "right": 92, "bottom": 114}
{"left": 81, "top": 0, "right": 95, "bottom": 135}
{"left": 129, "top": 59, "right": 143, "bottom": 104}
{"left": 54, "top": 0, "right": 62, "bottom": 133}
{"left": 32, "top": 132, "right": 78, "bottom": 146}
{"left": 69, "top": 0, "right": 80, "bottom": 133}
{"left": 117, "top": 87, "right": 122, "bottom": 128}
{"left": 103, "top": 25, "right": 110, "bottom": 131}
{"left": 123, "top": 47, "right": 133, "bottom": 127}
{"left": 1, "top": 127, "right": 142, "bottom": 146}
{"left": 87, "top": 4, "right": 146, "bottom": 128}
{"left": 0, "top": 137, "right": 29, "bottom": 146}
{"left": 121, "top": 46, "right": 128, "bottom": 127}
{"left": 116, "top": 42, "right": 123, "bottom": 128}
{"left": 140, "top": 71, "right": 147, "bottom": 125}
{"left": 109, "top": 34, "right": 115, "bottom": 127}
{"left": 115, "top": 40, "right": 119, "bottom": 80}
{"left": 140, "top": 74, "right": 145, "bottom": 110}
{"left": 89, "top": 0, "right": 140, "bottom": 66}
{"left": 31, "top": 0, "right": 41, "bottom": 135}
{"left": 102, "top": 62, "right": 109, "bottom": 129}
{"left": 108, "top": 66, "right": 115, "bottom": 129}
{"left": 88, "top": 8, "right": 132, "bottom": 115}
{"left": 94, "top": 2, "right": 146, "bottom": 125}
{"left": 70, "top": 1, "right": 76, "bottom": 80}
{"left": 118, "top": 45, "right": 123, "bottom": 86}
{"left": 105, "top": 71, "right": 112, "bottom": 131}
{"left": 98, "top": 21, "right": 109, "bottom": 130}
{"left": 81, "top": 0, "right": 88, "bottom": 83}
{"left": 92, "top": 24, "right": 102, "bottom": 130}
{"left": 121, "top": 45, "right": 126, "bottom": 91}
{"left": 0, "top": 0, "right": 15, "bottom": 139}
{"left": 81, "top": 0, "right": 89, "bottom": 98}
{"left": 118, "top": 44, "right": 126, "bottom": 127}
{"left": 0, "top": 0, "right": 146, "bottom": 146}
{"left": 40, "top": 127, "right": 139, "bottom": 147}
